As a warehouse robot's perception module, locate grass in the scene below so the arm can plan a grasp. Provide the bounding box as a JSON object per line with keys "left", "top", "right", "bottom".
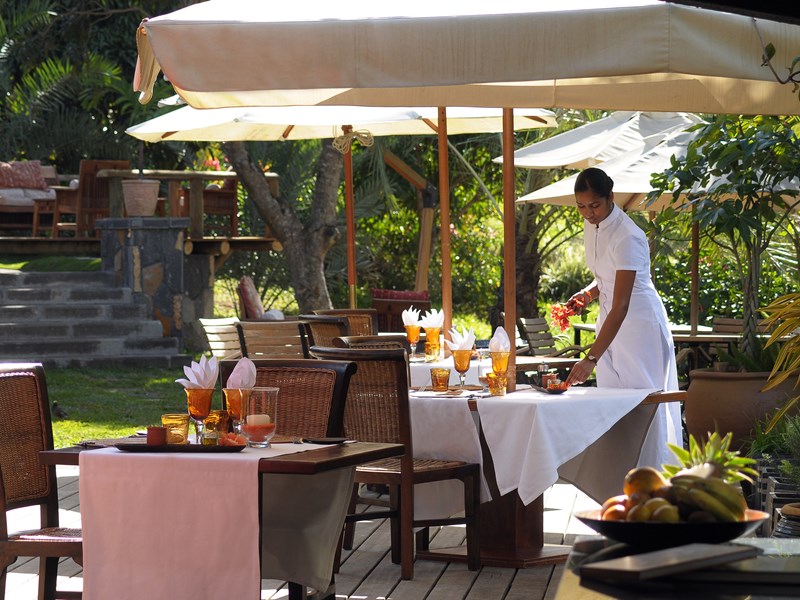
{"left": 46, "top": 366, "right": 191, "bottom": 447}
{"left": 0, "top": 255, "right": 101, "bottom": 272}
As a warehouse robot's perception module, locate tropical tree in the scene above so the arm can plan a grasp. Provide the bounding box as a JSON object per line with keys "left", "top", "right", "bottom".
{"left": 649, "top": 115, "right": 800, "bottom": 362}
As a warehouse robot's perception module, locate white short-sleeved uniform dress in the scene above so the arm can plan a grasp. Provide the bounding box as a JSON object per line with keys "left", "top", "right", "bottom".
{"left": 584, "top": 205, "right": 682, "bottom": 470}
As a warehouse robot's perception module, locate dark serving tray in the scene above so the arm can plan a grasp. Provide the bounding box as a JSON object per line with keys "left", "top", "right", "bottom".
{"left": 115, "top": 442, "right": 246, "bottom": 453}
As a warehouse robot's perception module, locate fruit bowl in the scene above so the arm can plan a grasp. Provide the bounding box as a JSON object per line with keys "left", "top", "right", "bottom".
{"left": 575, "top": 509, "right": 769, "bottom": 549}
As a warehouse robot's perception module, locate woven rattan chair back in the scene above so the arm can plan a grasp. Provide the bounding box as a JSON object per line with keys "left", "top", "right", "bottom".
{"left": 299, "top": 314, "right": 349, "bottom": 348}
{"left": 221, "top": 358, "right": 356, "bottom": 439}
{"left": 0, "top": 363, "right": 82, "bottom": 600}
{"left": 199, "top": 317, "right": 242, "bottom": 359}
{"left": 236, "top": 319, "right": 308, "bottom": 358}
{"left": 332, "top": 334, "right": 412, "bottom": 355}
{"left": 307, "top": 347, "right": 411, "bottom": 448}
{"left": 312, "top": 309, "right": 379, "bottom": 336}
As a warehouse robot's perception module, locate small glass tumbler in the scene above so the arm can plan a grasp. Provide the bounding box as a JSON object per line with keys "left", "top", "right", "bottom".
{"left": 202, "top": 409, "right": 230, "bottom": 446}
{"left": 161, "top": 413, "right": 190, "bottom": 444}
{"left": 424, "top": 327, "right": 442, "bottom": 362}
{"left": 223, "top": 388, "right": 248, "bottom": 433}
{"left": 242, "top": 386, "right": 279, "bottom": 448}
{"left": 487, "top": 372, "right": 507, "bottom": 396}
{"left": 430, "top": 367, "right": 451, "bottom": 391}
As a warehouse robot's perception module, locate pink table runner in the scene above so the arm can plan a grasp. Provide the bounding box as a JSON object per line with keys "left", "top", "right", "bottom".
{"left": 79, "top": 443, "right": 321, "bottom": 599}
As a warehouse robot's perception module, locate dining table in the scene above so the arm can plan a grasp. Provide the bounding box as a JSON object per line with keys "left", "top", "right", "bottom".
{"left": 40, "top": 440, "right": 402, "bottom": 600}
{"left": 407, "top": 385, "right": 685, "bottom": 568}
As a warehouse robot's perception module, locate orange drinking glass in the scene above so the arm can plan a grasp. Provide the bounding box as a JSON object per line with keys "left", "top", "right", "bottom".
{"left": 424, "top": 327, "right": 441, "bottom": 362}
{"left": 490, "top": 351, "right": 510, "bottom": 375}
{"left": 185, "top": 388, "right": 214, "bottom": 442}
{"left": 404, "top": 324, "right": 421, "bottom": 361}
{"left": 452, "top": 349, "right": 472, "bottom": 388}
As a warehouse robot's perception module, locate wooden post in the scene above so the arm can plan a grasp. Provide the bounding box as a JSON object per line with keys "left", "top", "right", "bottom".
{"left": 503, "top": 108, "right": 516, "bottom": 393}
{"left": 438, "top": 107, "right": 453, "bottom": 343}
{"left": 342, "top": 125, "right": 357, "bottom": 309}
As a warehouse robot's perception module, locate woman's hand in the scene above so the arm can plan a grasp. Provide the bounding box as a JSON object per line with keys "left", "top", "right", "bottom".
{"left": 565, "top": 290, "right": 591, "bottom": 316}
{"left": 566, "top": 357, "right": 595, "bottom": 386}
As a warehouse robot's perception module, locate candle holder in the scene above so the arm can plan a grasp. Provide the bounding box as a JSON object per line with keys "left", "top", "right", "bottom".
{"left": 241, "top": 386, "right": 278, "bottom": 448}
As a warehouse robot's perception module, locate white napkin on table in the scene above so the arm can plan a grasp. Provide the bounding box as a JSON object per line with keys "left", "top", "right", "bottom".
{"left": 488, "top": 326, "right": 511, "bottom": 352}
{"left": 226, "top": 357, "right": 256, "bottom": 388}
{"left": 402, "top": 307, "right": 420, "bottom": 326}
{"left": 175, "top": 354, "right": 219, "bottom": 389}
{"left": 445, "top": 325, "right": 476, "bottom": 351}
{"left": 419, "top": 308, "right": 444, "bottom": 329}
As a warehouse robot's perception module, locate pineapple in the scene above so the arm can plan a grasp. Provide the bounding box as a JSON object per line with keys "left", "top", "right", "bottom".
{"left": 662, "top": 431, "right": 758, "bottom": 483}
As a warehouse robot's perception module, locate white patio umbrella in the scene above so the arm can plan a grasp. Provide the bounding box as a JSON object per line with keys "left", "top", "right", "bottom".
{"left": 133, "top": 0, "right": 800, "bottom": 388}
{"left": 127, "top": 103, "right": 556, "bottom": 307}
{"left": 498, "top": 111, "right": 704, "bottom": 170}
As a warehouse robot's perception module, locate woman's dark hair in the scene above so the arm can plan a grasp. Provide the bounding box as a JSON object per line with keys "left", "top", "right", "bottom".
{"left": 574, "top": 167, "right": 614, "bottom": 199}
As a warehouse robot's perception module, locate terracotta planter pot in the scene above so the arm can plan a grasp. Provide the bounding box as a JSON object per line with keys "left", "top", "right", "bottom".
{"left": 122, "top": 179, "right": 159, "bottom": 216}
{"left": 685, "top": 369, "right": 797, "bottom": 451}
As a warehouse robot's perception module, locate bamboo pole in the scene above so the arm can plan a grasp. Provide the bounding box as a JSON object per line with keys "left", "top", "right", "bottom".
{"left": 503, "top": 108, "right": 516, "bottom": 392}
{"left": 438, "top": 107, "right": 453, "bottom": 342}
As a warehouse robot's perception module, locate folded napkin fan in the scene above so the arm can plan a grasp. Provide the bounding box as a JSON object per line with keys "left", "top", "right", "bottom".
{"left": 402, "top": 307, "right": 421, "bottom": 326}
{"left": 445, "top": 325, "right": 476, "bottom": 351}
{"left": 419, "top": 308, "right": 444, "bottom": 329}
{"left": 175, "top": 354, "right": 219, "bottom": 389}
{"left": 488, "top": 326, "right": 511, "bottom": 352}
{"left": 226, "top": 356, "right": 256, "bottom": 388}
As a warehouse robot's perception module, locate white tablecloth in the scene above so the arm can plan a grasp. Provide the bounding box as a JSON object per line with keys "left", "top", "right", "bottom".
{"left": 79, "top": 442, "right": 353, "bottom": 599}
{"left": 409, "top": 386, "right": 659, "bottom": 513}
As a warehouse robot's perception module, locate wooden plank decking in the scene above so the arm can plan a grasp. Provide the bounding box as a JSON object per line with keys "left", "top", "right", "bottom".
{"left": 5, "top": 466, "right": 600, "bottom": 599}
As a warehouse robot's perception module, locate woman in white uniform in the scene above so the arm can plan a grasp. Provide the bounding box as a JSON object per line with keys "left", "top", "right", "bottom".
{"left": 564, "top": 167, "right": 682, "bottom": 470}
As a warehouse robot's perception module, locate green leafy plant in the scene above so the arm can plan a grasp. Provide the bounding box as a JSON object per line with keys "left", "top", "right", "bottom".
{"left": 762, "top": 292, "right": 800, "bottom": 432}
{"left": 663, "top": 431, "right": 758, "bottom": 484}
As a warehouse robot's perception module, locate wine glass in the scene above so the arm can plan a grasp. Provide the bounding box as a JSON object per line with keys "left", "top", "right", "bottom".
{"left": 185, "top": 388, "right": 214, "bottom": 443}
{"left": 241, "top": 386, "right": 278, "bottom": 448}
{"left": 452, "top": 349, "right": 472, "bottom": 388}
{"left": 223, "top": 387, "right": 248, "bottom": 433}
{"left": 404, "top": 323, "right": 421, "bottom": 362}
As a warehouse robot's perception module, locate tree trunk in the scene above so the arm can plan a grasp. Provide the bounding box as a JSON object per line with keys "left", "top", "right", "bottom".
{"left": 223, "top": 140, "right": 343, "bottom": 312}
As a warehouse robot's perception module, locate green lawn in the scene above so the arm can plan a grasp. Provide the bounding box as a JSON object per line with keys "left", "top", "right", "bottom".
{"left": 46, "top": 366, "right": 192, "bottom": 447}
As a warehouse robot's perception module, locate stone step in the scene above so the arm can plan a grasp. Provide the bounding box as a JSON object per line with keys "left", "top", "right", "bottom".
{"left": 0, "top": 269, "right": 117, "bottom": 287}
{"left": 0, "top": 337, "right": 181, "bottom": 357}
{"left": 0, "top": 286, "right": 133, "bottom": 304}
{"left": 0, "top": 303, "right": 150, "bottom": 321}
{"left": 5, "top": 354, "right": 193, "bottom": 369}
{"left": 0, "top": 319, "right": 164, "bottom": 339}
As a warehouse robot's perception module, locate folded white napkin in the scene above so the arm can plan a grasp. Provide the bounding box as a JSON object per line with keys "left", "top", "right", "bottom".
{"left": 419, "top": 308, "right": 444, "bottom": 329}
{"left": 445, "top": 325, "right": 476, "bottom": 351}
{"left": 488, "top": 326, "right": 511, "bottom": 352}
{"left": 175, "top": 355, "right": 219, "bottom": 389}
{"left": 226, "top": 357, "right": 256, "bottom": 388}
{"left": 402, "top": 307, "right": 421, "bottom": 326}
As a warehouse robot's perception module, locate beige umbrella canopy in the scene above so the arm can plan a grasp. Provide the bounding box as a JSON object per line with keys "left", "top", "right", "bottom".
{"left": 127, "top": 103, "right": 556, "bottom": 308}
{"left": 133, "top": 0, "right": 800, "bottom": 385}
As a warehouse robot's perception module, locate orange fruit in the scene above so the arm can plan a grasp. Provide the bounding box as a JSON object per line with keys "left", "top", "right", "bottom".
{"left": 602, "top": 505, "right": 627, "bottom": 521}
{"left": 601, "top": 494, "right": 628, "bottom": 514}
{"left": 623, "top": 466, "right": 668, "bottom": 496}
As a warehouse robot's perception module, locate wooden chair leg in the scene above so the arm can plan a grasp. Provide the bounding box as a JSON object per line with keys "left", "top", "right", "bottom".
{"left": 40, "top": 555, "right": 58, "bottom": 600}
{"left": 342, "top": 483, "right": 359, "bottom": 550}
{"left": 399, "top": 483, "right": 414, "bottom": 580}
{"left": 389, "top": 485, "right": 401, "bottom": 565}
{"left": 415, "top": 528, "right": 430, "bottom": 551}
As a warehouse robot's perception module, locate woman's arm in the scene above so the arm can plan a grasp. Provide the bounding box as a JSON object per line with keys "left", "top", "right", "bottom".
{"left": 566, "top": 270, "right": 635, "bottom": 385}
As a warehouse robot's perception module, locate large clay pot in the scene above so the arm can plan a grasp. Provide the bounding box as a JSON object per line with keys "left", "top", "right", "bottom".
{"left": 685, "top": 369, "right": 797, "bottom": 451}
{"left": 122, "top": 179, "right": 159, "bottom": 216}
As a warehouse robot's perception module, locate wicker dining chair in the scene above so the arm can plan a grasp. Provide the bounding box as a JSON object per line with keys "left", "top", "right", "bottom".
{"left": 299, "top": 314, "right": 350, "bottom": 348}
{"left": 220, "top": 358, "right": 356, "bottom": 439}
{"left": 236, "top": 319, "right": 309, "bottom": 359}
{"left": 308, "top": 347, "right": 480, "bottom": 580}
{"left": 0, "top": 363, "right": 82, "bottom": 600}
{"left": 312, "top": 309, "right": 379, "bottom": 336}
{"left": 332, "top": 334, "right": 412, "bottom": 355}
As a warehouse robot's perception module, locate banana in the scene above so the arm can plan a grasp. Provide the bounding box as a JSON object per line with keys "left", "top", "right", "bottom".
{"left": 687, "top": 487, "right": 739, "bottom": 522}
{"left": 693, "top": 478, "right": 747, "bottom": 520}
{"left": 670, "top": 475, "right": 746, "bottom": 520}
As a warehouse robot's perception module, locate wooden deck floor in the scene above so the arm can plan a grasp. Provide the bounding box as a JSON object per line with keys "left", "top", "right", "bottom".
{"left": 5, "top": 466, "right": 600, "bottom": 599}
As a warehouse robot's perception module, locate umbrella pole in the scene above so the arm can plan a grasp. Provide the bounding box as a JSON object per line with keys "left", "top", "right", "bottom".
{"left": 503, "top": 108, "right": 516, "bottom": 392}
{"left": 691, "top": 219, "right": 699, "bottom": 334}
{"left": 342, "top": 126, "right": 357, "bottom": 309}
{"left": 438, "top": 107, "right": 453, "bottom": 343}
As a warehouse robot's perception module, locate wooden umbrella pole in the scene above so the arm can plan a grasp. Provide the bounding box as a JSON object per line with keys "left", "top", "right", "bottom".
{"left": 438, "top": 107, "right": 453, "bottom": 342}
{"left": 691, "top": 219, "right": 699, "bottom": 335}
{"left": 502, "top": 108, "right": 516, "bottom": 392}
{"left": 342, "top": 125, "right": 357, "bottom": 309}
